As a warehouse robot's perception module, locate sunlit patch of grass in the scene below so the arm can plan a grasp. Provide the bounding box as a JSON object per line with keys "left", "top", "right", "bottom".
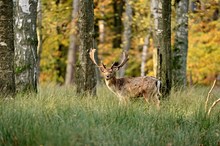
{"left": 0, "top": 85, "right": 219, "bottom": 145}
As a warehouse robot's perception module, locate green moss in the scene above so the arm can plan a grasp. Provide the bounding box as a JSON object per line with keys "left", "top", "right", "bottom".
{"left": 15, "top": 64, "right": 31, "bottom": 74}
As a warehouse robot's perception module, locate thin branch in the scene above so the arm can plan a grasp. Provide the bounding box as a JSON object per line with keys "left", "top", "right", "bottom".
{"left": 207, "top": 98, "right": 220, "bottom": 116}
{"left": 205, "top": 79, "right": 216, "bottom": 112}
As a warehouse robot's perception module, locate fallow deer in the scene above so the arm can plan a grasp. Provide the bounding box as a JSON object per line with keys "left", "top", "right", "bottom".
{"left": 89, "top": 49, "right": 161, "bottom": 107}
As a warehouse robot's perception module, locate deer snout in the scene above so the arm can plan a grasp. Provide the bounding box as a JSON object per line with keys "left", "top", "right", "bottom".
{"left": 106, "top": 75, "right": 111, "bottom": 80}
{"left": 105, "top": 74, "right": 113, "bottom": 80}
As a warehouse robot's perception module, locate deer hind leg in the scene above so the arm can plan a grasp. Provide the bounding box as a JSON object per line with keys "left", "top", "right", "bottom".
{"left": 143, "top": 92, "right": 150, "bottom": 103}
{"left": 150, "top": 92, "right": 160, "bottom": 109}
{"left": 154, "top": 94, "right": 160, "bottom": 109}
{"left": 154, "top": 80, "right": 161, "bottom": 109}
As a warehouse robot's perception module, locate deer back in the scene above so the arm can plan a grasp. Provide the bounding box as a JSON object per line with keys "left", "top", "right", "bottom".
{"left": 106, "top": 76, "right": 161, "bottom": 98}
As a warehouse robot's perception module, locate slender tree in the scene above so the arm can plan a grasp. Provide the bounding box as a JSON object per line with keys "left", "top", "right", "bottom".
{"left": 119, "top": 0, "right": 132, "bottom": 77}
{"left": 94, "top": 1, "right": 104, "bottom": 84}
{"left": 65, "top": 0, "right": 79, "bottom": 85}
{"left": 151, "top": 1, "right": 158, "bottom": 77}
{"left": 0, "top": 0, "right": 16, "bottom": 97}
{"left": 98, "top": 1, "right": 105, "bottom": 45}
{"left": 14, "top": 0, "right": 38, "bottom": 92}
{"left": 37, "top": 0, "right": 42, "bottom": 83}
{"left": 151, "top": 0, "right": 172, "bottom": 97}
{"left": 112, "top": 0, "right": 124, "bottom": 49}
{"left": 141, "top": 32, "right": 151, "bottom": 77}
{"left": 75, "top": 0, "right": 96, "bottom": 95}
{"left": 173, "top": 0, "right": 189, "bottom": 87}
{"left": 54, "top": 0, "right": 68, "bottom": 83}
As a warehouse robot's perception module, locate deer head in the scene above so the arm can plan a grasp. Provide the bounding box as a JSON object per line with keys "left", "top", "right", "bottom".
{"left": 89, "top": 49, "right": 129, "bottom": 80}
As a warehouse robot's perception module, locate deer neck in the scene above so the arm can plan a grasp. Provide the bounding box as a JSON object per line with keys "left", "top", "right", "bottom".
{"left": 105, "top": 77, "right": 126, "bottom": 95}
{"left": 105, "top": 77, "right": 119, "bottom": 92}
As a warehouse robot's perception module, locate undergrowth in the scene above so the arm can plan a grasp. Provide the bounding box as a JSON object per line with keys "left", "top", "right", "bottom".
{"left": 0, "top": 85, "right": 219, "bottom": 146}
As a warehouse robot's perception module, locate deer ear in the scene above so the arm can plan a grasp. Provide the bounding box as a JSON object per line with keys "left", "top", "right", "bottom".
{"left": 99, "top": 66, "right": 106, "bottom": 73}
{"left": 112, "top": 67, "right": 119, "bottom": 72}
{"left": 111, "top": 62, "right": 119, "bottom": 71}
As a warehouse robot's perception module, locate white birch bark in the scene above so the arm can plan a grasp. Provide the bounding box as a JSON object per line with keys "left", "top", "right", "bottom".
{"left": 37, "top": 0, "right": 42, "bottom": 83}
{"left": 99, "top": 3, "right": 105, "bottom": 44}
{"left": 14, "top": 0, "right": 38, "bottom": 92}
{"left": 151, "top": 0, "right": 172, "bottom": 97}
{"left": 150, "top": 0, "right": 162, "bottom": 77}
{"left": 99, "top": 20, "right": 105, "bottom": 44}
{"left": 141, "top": 33, "right": 150, "bottom": 77}
{"left": 173, "top": 0, "right": 189, "bottom": 87}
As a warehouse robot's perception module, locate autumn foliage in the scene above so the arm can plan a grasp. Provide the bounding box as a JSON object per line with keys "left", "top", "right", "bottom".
{"left": 40, "top": 0, "right": 220, "bottom": 85}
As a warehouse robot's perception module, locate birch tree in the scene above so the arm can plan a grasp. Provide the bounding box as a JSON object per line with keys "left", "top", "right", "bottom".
{"left": 119, "top": 0, "right": 132, "bottom": 77}
{"left": 65, "top": 0, "right": 79, "bottom": 85}
{"left": 0, "top": 0, "right": 16, "bottom": 97}
{"left": 14, "top": 0, "right": 38, "bottom": 92}
{"left": 98, "top": 1, "right": 105, "bottom": 45}
{"left": 37, "top": 0, "right": 42, "bottom": 83}
{"left": 75, "top": 0, "right": 96, "bottom": 95}
{"left": 151, "top": 0, "right": 172, "bottom": 97}
{"left": 173, "top": 0, "right": 189, "bottom": 87}
{"left": 141, "top": 33, "right": 151, "bottom": 77}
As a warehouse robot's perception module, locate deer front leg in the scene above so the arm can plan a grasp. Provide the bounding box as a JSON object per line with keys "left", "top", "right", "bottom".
{"left": 118, "top": 96, "right": 129, "bottom": 105}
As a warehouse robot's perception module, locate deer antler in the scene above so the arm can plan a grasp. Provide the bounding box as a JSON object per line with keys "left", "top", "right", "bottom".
{"left": 111, "top": 52, "right": 129, "bottom": 69}
{"left": 89, "top": 49, "right": 99, "bottom": 66}
{"left": 89, "top": 49, "right": 106, "bottom": 68}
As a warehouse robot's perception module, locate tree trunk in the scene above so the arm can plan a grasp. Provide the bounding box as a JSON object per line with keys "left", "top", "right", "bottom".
{"left": 119, "top": 0, "right": 132, "bottom": 77}
{"left": 37, "top": 0, "right": 42, "bottom": 84}
{"left": 112, "top": 0, "right": 124, "bottom": 49}
{"left": 151, "top": 0, "right": 160, "bottom": 77}
{"left": 14, "top": 0, "right": 38, "bottom": 93}
{"left": 95, "top": 3, "right": 104, "bottom": 84}
{"left": 65, "top": 0, "right": 79, "bottom": 85}
{"left": 173, "top": 0, "right": 189, "bottom": 87}
{"left": 99, "top": 20, "right": 105, "bottom": 44}
{"left": 151, "top": 0, "right": 172, "bottom": 97}
{"left": 75, "top": 0, "right": 96, "bottom": 96}
{"left": 0, "top": 0, "right": 16, "bottom": 97}
{"left": 54, "top": 1, "right": 68, "bottom": 84}
{"left": 99, "top": 1, "right": 105, "bottom": 44}
{"left": 141, "top": 33, "right": 151, "bottom": 77}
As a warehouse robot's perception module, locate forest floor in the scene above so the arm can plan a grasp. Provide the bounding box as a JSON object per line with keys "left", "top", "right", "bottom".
{"left": 0, "top": 84, "right": 220, "bottom": 146}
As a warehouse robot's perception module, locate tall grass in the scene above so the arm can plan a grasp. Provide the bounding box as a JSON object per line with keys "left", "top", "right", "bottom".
{"left": 0, "top": 85, "right": 219, "bottom": 146}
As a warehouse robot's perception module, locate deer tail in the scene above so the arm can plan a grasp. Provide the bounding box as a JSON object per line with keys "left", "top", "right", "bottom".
{"left": 156, "top": 80, "right": 162, "bottom": 97}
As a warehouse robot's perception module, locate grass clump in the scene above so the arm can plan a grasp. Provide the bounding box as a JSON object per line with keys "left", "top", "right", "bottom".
{"left": 0, "top": 85, "right": 219, "bottom": 146}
